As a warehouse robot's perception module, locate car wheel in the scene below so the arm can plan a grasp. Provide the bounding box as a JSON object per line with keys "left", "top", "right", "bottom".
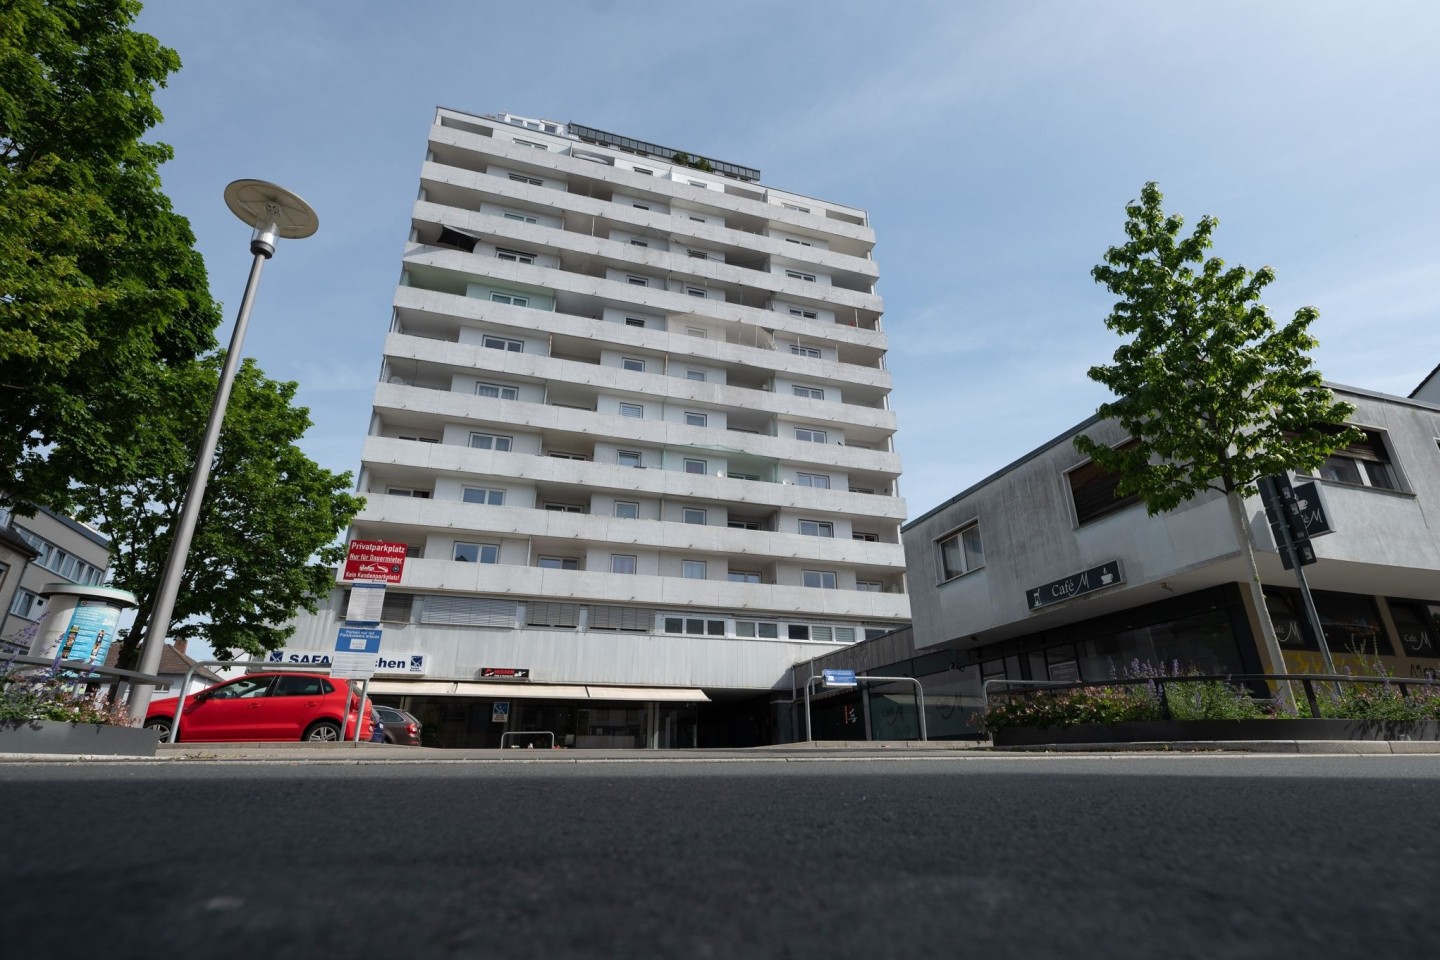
{"left": 303, "top": 720, "right": 342, "bottom": 742}
{"left": 145, "top": 718, "right": 174, "bottom": 741}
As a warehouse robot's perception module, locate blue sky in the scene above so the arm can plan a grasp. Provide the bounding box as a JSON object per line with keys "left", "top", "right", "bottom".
{"left": 133, "top": 0, "right": 1440, "bottom": 520}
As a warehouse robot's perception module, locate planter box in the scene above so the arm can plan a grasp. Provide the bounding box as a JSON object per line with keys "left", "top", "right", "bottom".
{"left": 0, "top": 720, "right": 160, "bottom": 757}
{"left": 992, "top": 719, "right": 1440, "bottom": 748}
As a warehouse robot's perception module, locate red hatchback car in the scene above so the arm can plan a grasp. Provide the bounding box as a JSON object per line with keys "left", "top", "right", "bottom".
{"left": 144, "top": 672, "right": 374, "bottom": 743}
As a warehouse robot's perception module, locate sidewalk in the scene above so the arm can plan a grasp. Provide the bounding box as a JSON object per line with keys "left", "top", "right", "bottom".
{"left": 3, "top": 737, "right": 1439, "bottom": 762}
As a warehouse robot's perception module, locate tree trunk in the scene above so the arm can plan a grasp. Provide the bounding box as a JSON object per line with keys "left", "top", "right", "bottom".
{"left": 1226, "top": 490, "right": 1295, "bottom": 711}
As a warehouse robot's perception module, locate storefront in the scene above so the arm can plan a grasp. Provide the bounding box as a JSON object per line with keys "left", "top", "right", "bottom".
{"left": 367, "top": 680, "right": 705, "bottom": 749}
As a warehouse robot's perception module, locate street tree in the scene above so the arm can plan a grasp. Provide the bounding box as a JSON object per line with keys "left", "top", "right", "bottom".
{"left": 0, "top": 0, "right": 218, "bottom": 512}
{"left": 74, "top": 357, "right": 365, "bottom": 663}
{"left": 1076, "top": 182, "right": 1359, "bottom": 684}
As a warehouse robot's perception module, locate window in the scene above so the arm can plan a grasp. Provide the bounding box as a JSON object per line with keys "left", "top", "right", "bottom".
{"left": 1317, "top": 428, "right": 1399, "bottom": 491}
{"left": 547, "top": 451, "right": 588, "bottom": 461}
{"left": 527, "top": 601, "right": 581, "bottom": 628}
{"left": 795, "top": 428, "right": 827, "bottom": 444}
{"left": 687, "top": 327, "right": 708, "bottom": 339}
{"left": 735, "top": 620, "right": 780, "bottom": 639}
{"left": 783, "top": 202, "right": 810, "bottom": 213}
{"left": 630, "top": 239, "right": 649, "bottom": 248}
{"left": 796, "top": 473, "right": 830, "bottom": 489}
{"left": 538, "top": 557, "right": 580, "bottom": 570}
{"left": 786, "top": 270, "right": 817, "bottom": 283}
{"left": 852, "top": 532, "right": 879, "bottom": 542}
{"left": 664, "top": 617, "right": 725, "bottom": 636}
{"left": 685, "top": 369, "right": 706, "bottom": 382}
{"left": 729, "top": 571, "right": 761, "bottom": 584}
{"left": 633, "top": 166, "right": 654, "bottom": 176}
{"left": 463, "top": 487, "right": 505, "bottom": 506}
{"left": 9, "top": 588, "right": 42, "bottom": 620}
{"left": 835, "top": 627, "right": 857, "bottom": 642}
{"left": 618, "top": 450, "right": 643, "bottom": 468}
{"left": 614, "top": 501, "right": 640, "bottom": 519}
{"left": 503, "top": 211, "right": 538, "bottom": 224}
{"left": 512, "top": 138, "right": 547, "bottom": 150}
{"left": 686, "top": 287, "right": 708, "bottom": 298}
{"left": 487, "top": 294, "right": 529, "bottom": 310}
{"left": 627, "top": 275, "right": 650, "bottom": 287}
{"left": 681, "top": 561, "right": 707, "bottom": 580}
{"left": 790, "top": 345, "right": 821, "bottom": 359}
{"left": 619, "top": 402, "right": 644, "bottom": 418}
{"left": 687, "top": 249, "right": 708, "bottom": 259}
{"left": 543, "top": 502, "right": 584, "bottom": 513}
{"left": 682, "top": 508, "right": 707, "bottom": 525}
{"left": 622, "top": 357, "right": 646, "bottom": 372}
{"left": 728, "top": 472, "right": 760, "bottom": 482}
{"left": 792, "top": 385, "right": 824, "bottom": 400}
{"left": 625, "top": 317, "right": 647, "bottom": 328}
{"left": 728, "top": 519, "right": 761, "bottom": 530}
{"left": 508, "top": 173, "right": 543, "bottom": 185}
{"left": 496, "top": 248, "right": 536, "bottom": 265}
{"left": 938, "top": 524, "right": 984, "bottom": 581}
{"left": 1069, "top": 439, "right": 1142, "bottom": 524}
{"left": 387, "top": 487, "right": 431, "bottom": 499}
{"left": 632, "top": 202, "right": 650, "bottom": 211}
{"left": 803, "top": 570, "right": 838, "bottom": 589}
{"left": 785, "top": 238, "right": 812, "bottom": 247}
{"left": 799, "top": 520, "right": 834, "bottom": 538}
{"left": 469, "top": 433, "right": 513, "bottom": 452}
{"left": 476, "top": 382, "right": 519, "bottom": 400}
{"left": 454, "top": 542, "right": 499, "bottom": 564}
{"left": 789, "top": 308, "right": 818, "bottom": 320}
{"left": 482, "top": 332, "right": 524, "bottom": 350}
{"left": 685, "top": 412, "right": 708, "bottom": 427}
{"left": 857, "top": 581, "right": 882, "bottom": 593}
{"left": 849, "top": 486, "right": 875, "bottom": 495}
{"left": 611, "top": 555, "right": 638, "bottom": 575}
{"left": 684, "top": 459, "right": 707, "bottom": 475}
{"left": 397, "top": 433, "right": 440, "bottom": 444}
{"left": 274, "top": 675, "right": 329, "bottom": 697}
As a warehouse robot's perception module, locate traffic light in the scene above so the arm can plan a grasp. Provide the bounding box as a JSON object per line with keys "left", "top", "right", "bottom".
{"left": 1258, "top": 474, "right": 1316, "bottom": 570}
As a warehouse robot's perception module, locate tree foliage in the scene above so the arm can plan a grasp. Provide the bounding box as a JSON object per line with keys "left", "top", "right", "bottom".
{"left": 0, "top": 0, "right": 218, "bottom": 512}
{"left": 74, "top": 358, "right": 365, "bottom": 662}
{"left": 1076, "top": 182, "right": 1358, "bottom": 513}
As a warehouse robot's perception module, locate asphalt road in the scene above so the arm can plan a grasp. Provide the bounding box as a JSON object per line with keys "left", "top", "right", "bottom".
{"left": 4, "top": 754, "right": 1437, "bottom": 959}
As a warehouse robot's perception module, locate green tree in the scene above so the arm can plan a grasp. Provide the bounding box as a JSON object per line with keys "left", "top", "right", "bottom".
{"left": 1, "top": 0, "right": 218, "bottom": 512}
{"left": 1077, "top": 182, "right": 1359, "bottom": 685}
{"left": 75, "top": 357, "right": 365, "bottom": 663}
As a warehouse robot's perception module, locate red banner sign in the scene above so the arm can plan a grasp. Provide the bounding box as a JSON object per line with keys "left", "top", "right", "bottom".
{"left": 343, "top": 539, "right": 408, "bottom": 583}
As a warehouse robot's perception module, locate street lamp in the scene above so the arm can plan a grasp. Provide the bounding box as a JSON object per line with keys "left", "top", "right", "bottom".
{"left": 127, "top": 180, "right": 318, "bottom": 722}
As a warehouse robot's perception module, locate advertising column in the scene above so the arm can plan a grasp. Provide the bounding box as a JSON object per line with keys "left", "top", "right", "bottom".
{"left": 29, "top": 584, "right": 139, "bottom": 666}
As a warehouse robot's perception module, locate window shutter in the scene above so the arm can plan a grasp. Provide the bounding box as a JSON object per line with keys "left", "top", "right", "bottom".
{"left": 526, "top": 602, "right": 581, "bottom": 628}
{"left": 420, "top": 597, "right": 518, "bottom": 627}
{"left": 589, "top": 605, "right": 653, "bottom": 632}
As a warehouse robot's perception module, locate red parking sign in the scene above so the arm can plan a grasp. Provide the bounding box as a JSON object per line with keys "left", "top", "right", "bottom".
{"left": 343, "top": 539, "right": 408, "bottom": 583}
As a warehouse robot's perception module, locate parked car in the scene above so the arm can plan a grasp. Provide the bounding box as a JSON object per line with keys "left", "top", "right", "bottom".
{"left": 144, "top": 672, "right": 374, "bottom": 743}
{"left": 373, "top": 705, "right": 423, "bottom": 745}
{"left": 369, "top": 706, "right": 386, "bottom": 743}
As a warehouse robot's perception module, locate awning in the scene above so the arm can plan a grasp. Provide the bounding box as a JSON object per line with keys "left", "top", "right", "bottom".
{"left": 365, "top": 680, "right": 708, "bottom": 703}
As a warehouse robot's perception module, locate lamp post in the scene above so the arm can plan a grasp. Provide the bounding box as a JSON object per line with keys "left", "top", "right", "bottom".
{"left": 127, "top": 180, "right": 318, "bottom": 722}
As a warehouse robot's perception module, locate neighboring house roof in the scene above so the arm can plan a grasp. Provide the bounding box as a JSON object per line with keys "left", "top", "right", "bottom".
{"left": 106, "top": 643, "right": 224, "bottom": 683}
{"left": 1410, "top": 362, "right": 1440, "bottom": 400}
{"left": 0, "top": 524, "right": 41, "bottom": 560}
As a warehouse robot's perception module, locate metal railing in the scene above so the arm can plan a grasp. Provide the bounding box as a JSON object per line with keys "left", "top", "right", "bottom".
{"left": 982, "top": 673, "right": 1436, "bottom": 721}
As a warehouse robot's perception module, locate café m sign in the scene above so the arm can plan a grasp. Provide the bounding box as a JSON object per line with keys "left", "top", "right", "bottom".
{"left": 1027, "top": 560, "right": 1124, "bottom": 611}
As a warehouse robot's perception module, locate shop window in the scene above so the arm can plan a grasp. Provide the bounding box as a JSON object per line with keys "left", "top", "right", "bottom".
{"left": 1068, "top": 439, "right": 1142, "bottom": 525}
{"left": 1386, "top": 600, "right": 1439, "bottom": 657}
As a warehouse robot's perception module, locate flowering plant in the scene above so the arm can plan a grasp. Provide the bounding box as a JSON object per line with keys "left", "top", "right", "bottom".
{"left": 0, "top": 655, "right": 132, "bottom": 726}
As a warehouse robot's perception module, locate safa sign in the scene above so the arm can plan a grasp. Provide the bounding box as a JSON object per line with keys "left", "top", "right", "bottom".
{"left": 265, "top": 649, "right": 427, "bottom": 675}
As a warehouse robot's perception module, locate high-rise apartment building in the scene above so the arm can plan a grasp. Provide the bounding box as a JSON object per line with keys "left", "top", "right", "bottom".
{"left": 284, "top": 108, "right": 909, "bottom": 747}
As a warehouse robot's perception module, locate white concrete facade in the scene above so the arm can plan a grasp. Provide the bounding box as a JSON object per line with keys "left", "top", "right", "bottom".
{"left": 288, "top": 110, "right": 909, "bottom": 714}
{"left": 902, "top": 384, "right": 1440, "bottom": 683}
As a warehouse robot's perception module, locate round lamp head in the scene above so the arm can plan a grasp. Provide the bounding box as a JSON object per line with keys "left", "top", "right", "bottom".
{"left": 223, "top": 179, "right": 319, "bottom": 239}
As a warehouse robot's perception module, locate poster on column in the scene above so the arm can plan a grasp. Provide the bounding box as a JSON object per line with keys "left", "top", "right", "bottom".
{"left": 58, "top": 600, "right": 123, "bottom": 667}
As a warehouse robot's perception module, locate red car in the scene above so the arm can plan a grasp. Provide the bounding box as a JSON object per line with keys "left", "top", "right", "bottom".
{"left": 144, "top": 672, "right": 374, "bottom": 743}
